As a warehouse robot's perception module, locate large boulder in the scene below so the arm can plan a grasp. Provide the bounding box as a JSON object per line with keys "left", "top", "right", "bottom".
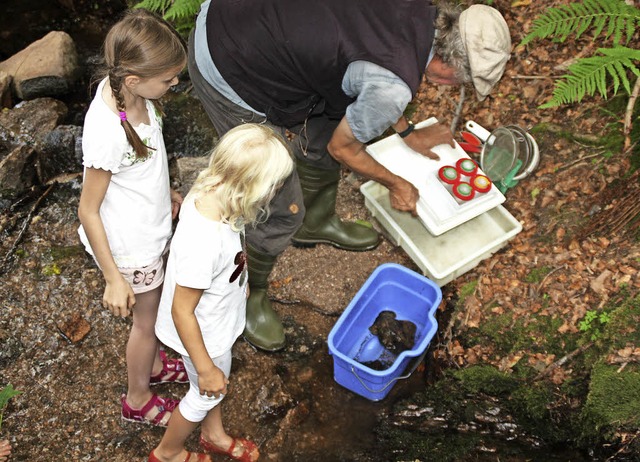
{"left": 0, "top": 31, "right": 80, "bottom": 100}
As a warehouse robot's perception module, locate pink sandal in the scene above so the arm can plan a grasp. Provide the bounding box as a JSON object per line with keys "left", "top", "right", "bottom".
{"left": 121, "top": 393, "right": 178, "bottom": 427}
{"left": 200, "top": 435, "right": 259, "bottom": 462}
{"left": 150, "top": 349, "right": 189, "bottom": 385}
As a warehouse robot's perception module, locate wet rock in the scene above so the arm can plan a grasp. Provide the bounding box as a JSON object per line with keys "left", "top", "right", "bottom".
{"left": 0, "top": 97, "right": 68, "bottom": 146}
{"left": 162, "top": 91, "right": 217, "bottom": 159}
{"left": 0, "top": 31, "right": 80, "bottom": 100}
{"left": 369, "top": 310, "right": 416, "bottom": 354}
{"left": 37, "top": 125, "right": 83, "bottom": 182}
{"left": 0, "top": 143, "right": 37, "bottom": 194}
{"left": 0, "top": 98, "right": 68, "bottom": 195}
{"left": 170, "top": 156, "right": 208, "bottom": 196}
{"left": 250, "top": 374, "right": 294, "bottom": 421}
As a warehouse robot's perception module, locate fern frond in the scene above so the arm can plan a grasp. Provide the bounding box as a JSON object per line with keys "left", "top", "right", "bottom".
{"left": 164, "top": 0, "right": 203, "bottom": 21}
{"left": 520, "top": 0, "right": 639, "bottom": 46}
{"left": 133, "top": 0, "right": 173, "bottom": 15}
{"left": 540, "top": 46, "right": 640, "bottom": 108}
{"left": 133, "top": 0, "right": 201, "bottom": 35}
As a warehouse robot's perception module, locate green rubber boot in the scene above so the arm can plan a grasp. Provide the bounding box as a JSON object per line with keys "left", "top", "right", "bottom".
{"left": 243, "top": 245, "right": 285, "bottom": 351}
{"left": 292, "top": 161, "right": 380, "bottom": 251}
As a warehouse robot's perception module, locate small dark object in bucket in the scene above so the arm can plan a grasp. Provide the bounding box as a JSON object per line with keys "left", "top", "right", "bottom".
{"left": 363, "top": 311, "right": 416, "bottom": 370}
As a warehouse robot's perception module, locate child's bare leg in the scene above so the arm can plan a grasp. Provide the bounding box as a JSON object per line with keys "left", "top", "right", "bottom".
{"left": 153, "top": 407, "right": 204, "bottom": 462}
{"left": 200, "top": 404, "right": 230, "bottom": 447}
{"left": 201, "top": 405, "right": 259, "bottom": 461}
{"left": 125, "top": 286, "right": 162, "bottom": 407}
{"left": 0, "top": 440, "right": 11, "bottom": 462}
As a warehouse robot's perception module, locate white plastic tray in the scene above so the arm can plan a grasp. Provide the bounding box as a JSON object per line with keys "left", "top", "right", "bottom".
{"left": 366, "top": 117, "right": 506, "bottom": 235}
{"left": 361, "top": 181, "right": 522, "bottom": 286}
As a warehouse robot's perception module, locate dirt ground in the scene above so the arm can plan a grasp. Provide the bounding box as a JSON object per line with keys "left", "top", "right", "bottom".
{"left": 1, "top": 0, "right": 639, "bottom": 461}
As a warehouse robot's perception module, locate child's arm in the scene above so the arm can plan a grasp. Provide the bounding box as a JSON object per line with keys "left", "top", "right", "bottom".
{"left": 172, "top": 284, "right": 229, "bottom": 397}
{"left": 170, "top": 188, "right": 183, "bottom": 220}
{"left": 78, "top": 167, "right": 136, "bottom": 317}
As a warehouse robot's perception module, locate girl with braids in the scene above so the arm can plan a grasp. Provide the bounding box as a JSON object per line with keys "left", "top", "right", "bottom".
{"left": 150, "top": 124, "right": 293, "bottom": 462}
{"left": 78, "top": 9, "right": 188, "bottom": 427}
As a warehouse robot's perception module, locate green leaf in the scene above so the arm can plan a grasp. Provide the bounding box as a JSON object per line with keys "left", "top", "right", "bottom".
{"left": 539, "top": 46, "right": 640, "bottom": 108}
{"left": 520, "top": 0, "right": 640, "bottom": 47}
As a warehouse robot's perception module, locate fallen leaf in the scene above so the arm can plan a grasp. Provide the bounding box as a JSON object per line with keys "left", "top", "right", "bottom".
{"left": 590, "top": 270, "right": 612, "bottom": 294}
{"left": 57, "top": 312, "right": 91, "bottom": 343}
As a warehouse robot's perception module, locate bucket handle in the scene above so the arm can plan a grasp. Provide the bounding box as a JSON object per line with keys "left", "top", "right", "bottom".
{"left": 350, "top": 347, "right": 430, "bottom": 394}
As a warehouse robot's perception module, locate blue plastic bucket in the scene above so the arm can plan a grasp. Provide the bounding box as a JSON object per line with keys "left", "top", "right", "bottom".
{"left": 328, "top": 263, "right": 442, "bottom": 401}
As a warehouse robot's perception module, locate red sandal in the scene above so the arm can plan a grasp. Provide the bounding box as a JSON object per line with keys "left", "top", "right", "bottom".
{"left": 148, "top": 449, "right": 210, "bottom": 462}
{"left": 121, "top": 393, "right": 178, "bottom": 427}
{"left": 151, "top": 349, "right": 189, "bottom": 385}
{"left": 200, "top": 435, "right": 259, "bottom": 462}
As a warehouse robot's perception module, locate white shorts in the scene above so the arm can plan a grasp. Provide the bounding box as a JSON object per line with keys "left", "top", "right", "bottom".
{"left": 178, "top": 350, "right": 232, "bottom": 423}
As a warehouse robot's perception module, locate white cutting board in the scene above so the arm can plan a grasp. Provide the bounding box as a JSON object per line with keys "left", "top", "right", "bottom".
{"left": 366, "top": 117, "right": 505, "bottom": 236}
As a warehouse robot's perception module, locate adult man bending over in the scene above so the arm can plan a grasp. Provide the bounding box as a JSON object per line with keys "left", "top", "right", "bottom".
{"left": 188, "top": 0, "right": 511, "bottom": 351}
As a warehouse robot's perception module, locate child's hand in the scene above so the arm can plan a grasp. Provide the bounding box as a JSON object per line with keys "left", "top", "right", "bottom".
{"left": 198, "top": 364, "right": 229, "bottom": 399}
{"left": 102, "top": 276, "right": 136, "bottom": 317}
{"left": 170, "top": 189, "right": 183, "bottom": 219}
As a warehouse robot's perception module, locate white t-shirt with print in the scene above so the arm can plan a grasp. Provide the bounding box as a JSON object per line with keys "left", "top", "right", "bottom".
{"left": 155, "top": 196, "right": 247, "bottom": 358}
{"left": 78, "top": 78, "right": 172, "bottom": 268}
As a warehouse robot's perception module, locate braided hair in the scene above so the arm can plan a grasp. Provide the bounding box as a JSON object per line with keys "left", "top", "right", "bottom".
{"left": 99, "top": 9, "right": 187, "bottom": 159}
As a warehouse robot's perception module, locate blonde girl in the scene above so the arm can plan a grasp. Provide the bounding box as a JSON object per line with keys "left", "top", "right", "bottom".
{"left": 78, "top": 9, "right": 188, "bottom": 427}
{"left": 151, "top": 124, "right": 294, "bottom": 462}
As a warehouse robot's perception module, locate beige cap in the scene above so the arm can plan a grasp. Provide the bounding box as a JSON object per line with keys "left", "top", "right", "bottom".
{"left": 459, "top": 5, "right": 511, "bottom": 101}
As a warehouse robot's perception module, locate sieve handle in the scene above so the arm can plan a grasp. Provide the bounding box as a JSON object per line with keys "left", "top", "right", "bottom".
{"left": 465, "top": 120, "right": 491, "bottom": 143}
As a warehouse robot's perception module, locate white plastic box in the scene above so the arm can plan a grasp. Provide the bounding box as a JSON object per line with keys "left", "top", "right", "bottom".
{"left": 361, "top": 181, "right": 522, "bottom": 287}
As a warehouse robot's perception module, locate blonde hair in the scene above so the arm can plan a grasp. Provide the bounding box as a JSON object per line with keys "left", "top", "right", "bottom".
{"left": 100, "top": 9, "right": 187, "bottom": 158}
{"left": 188, "top": 124, "right": 294, "bottom": 231}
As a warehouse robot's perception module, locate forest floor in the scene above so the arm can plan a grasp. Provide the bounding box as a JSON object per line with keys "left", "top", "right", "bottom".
{"left": 1, "top": 0, "right": 639, "bottom": 461}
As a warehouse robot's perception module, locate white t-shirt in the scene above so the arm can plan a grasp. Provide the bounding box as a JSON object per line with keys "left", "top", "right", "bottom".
{"left": 78, "top": 78, "right": 173, "bottom": 268}
{"left": 155, "top": 196, "right": 247, "bottom": 358}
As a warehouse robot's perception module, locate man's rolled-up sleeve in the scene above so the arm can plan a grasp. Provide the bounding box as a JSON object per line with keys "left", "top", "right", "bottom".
{"left": 342, "top": 61, "right": 413, "bottom": 143}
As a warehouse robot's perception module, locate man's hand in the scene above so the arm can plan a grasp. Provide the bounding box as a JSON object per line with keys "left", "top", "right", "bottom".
{"left": 388, "top": 176, "right": 420, "bottom": 216}
{"left": 403, "top": 122, "right": 455, "bottom": 160}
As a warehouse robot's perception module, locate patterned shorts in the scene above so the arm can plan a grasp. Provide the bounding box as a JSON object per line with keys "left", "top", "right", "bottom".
{"left": 119, "top": 255, "right": 165, "bottom": 294}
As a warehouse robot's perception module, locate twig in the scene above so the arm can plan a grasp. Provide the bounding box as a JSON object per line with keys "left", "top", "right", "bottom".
{"left": 606, "top": 430, "right": 640, "bottom": 462}
{"left": 511, "top": 75, "right": 557, "bottom": 80}
{"left": 0, "top": 182, "right": 56, "bottom": 276}
{"left": 556, "top": 152, "right": 602, "bottom": 172}
{"left": 532, "top": 341, "right": 594, "bottom": 382}
{"left": 536, "top": 264, "right": 566, "bottom": 294}
{"left": 623, "top": 77, "right": 640, "bottom": 152}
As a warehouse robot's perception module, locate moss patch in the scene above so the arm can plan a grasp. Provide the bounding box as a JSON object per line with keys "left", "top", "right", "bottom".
{"left": 453, "top": 365, "right": 519, "bottom": 396}
{"left": 580, "top": 362, "right": 640, "bottom": 444}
